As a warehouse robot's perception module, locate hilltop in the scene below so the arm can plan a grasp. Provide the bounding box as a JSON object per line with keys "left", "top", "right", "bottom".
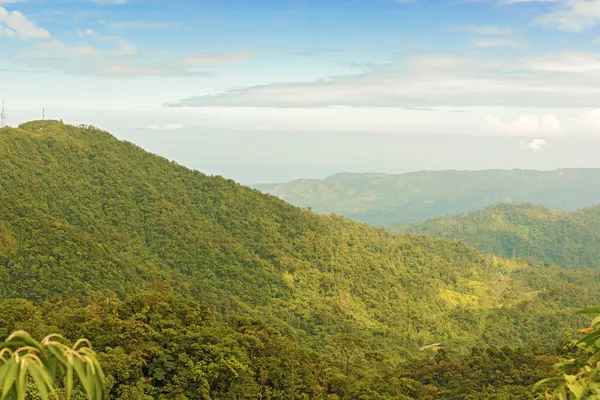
{"left": 1, "top": 121, "right": 599, "bottom": 398}
{"left": 1, "top": 121, "right": 597, "bottom": 349}
{"left": 400, "top": 203, "right": 600, "bottom": 269}
{"left": 253, "top": 170, "right": 600, "bottom": 226}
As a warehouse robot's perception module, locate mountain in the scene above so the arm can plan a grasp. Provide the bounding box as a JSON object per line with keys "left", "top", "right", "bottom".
{"left": 399, "top": 203, "right": 600, "bottom": 269}
{"left": 1, "top": 121, "right": 599, "bottom": 398}
{"left": 253, "top": 170, "right": 600, "bottom": 226}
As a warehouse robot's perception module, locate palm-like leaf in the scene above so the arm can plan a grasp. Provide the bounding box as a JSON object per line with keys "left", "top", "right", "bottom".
{"left": 0, "top": 331, "right": 104, "bottom": 400}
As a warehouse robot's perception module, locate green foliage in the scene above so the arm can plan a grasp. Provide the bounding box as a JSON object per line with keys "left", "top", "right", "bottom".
{"left": 536, "top": 308, "right": 600, "bottom": 399}
{"left": 0, "top": 291, "right": 569, "bottom": 400}
{"left": 0, "top": 331, "right": 104, "bottom": 400}
{"left": 253, "top": 170, "right": 600, "bottom": 226}
{"left": 401, "top": 203, "right": 600, "bottom": 269}
{"left": 2, "top": 121, "right": 600, "bottom": 398}
{"left": 0, "top": 291, "right": 357, "bottom": 399}
{"left": 2, "top": 121, "right": 597, "bottom": 357}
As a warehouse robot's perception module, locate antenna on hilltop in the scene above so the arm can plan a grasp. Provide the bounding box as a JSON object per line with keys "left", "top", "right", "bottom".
{"left": 0, "top": 101, "right": 6, "bottom": 128}
{"left": 1, "top": 101, "right": 6, "bottom": 128}
{"left": 42, "top": 108, "right": 45, "bottom": 121}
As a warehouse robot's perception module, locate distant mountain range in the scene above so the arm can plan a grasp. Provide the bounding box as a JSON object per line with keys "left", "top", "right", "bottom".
{"left": 2, "top": 121, "right": 600, "bottom": 398}
{"left": 399, "top": 202, "right": 600, "bottom": 270}
{"left": 253, "top": 170, "right": 600, "bottom": 226}
{"left": 0, "top": 120, "right": 594, "bottom": 354}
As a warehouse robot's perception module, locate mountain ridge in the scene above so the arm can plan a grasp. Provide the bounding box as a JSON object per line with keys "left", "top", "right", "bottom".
{"left": 401, "top": 202, "right": 600, "bottom": 269}
{"left": 1, "top": 120, "right": 598, "bottom": 355}
{"left": 252, "top": 169, "right": 600, "bottom": 225}
{"left": 2, "top": 121, "right": 600, "bottom": 398}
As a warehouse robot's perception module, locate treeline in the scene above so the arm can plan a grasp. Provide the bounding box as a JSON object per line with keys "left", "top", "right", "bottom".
{"left": 401, "top": 203, "right": 600, "bottom": 269}
{"left": 1, "top": 121, "right": 600, "bottom": 398}
{"left": 254, "top": 170, "right": 600, "bottom": 226}
{"left": 1, "top": 121, "right": 596, "bottom": 357}
{"left": 0, "top": 289, "right": 571, "bottom": 400}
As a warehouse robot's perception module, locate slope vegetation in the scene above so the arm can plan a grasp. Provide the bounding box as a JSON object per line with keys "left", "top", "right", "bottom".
{"left": 401, "top": 203, "right": 600, "bottom": 269}
{"left": 254, "top": 170, "right": 600, "bottom": 226}
{"left": 0, "top": 121, "right": 597, "bottom": 356}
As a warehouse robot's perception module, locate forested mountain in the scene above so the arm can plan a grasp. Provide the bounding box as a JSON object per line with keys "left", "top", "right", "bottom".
{"left": 1, "top": 121, "right": 599, "bottom": 398}
{"left": 253, "top": 170, "right": 600, "bottom": 226}
{"left": 399, "top": 203, "right": 600, "bottom": 270}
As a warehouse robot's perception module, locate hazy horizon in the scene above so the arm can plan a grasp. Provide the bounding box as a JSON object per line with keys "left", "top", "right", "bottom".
{"left": 8, "top": 112, "right": 600, "bottom": 184}
{"left": 4, "top": 0, "right": 600, "bottom": 183}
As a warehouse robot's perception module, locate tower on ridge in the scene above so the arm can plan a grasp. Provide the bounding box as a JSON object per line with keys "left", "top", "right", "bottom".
{"left": 1, "top": 102, "right": 6, "bottom": 128}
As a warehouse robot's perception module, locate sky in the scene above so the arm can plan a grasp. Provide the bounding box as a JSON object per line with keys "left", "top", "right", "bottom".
{"left": 3, "top": 0, "right": 600, "bottom": 183}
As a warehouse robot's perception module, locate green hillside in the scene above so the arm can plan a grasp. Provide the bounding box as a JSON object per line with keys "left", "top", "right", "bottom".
{"left": 1, "top": 121, "right": 599, "bottom": 398}
{"left": 253, "top": 170, "right": 600, "bottom": 226}
{"left": 399, "top": 203, "right": 600, "bottom": 270}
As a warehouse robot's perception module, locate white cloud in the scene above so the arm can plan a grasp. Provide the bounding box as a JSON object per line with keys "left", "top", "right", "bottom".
{"left": 132, "top": 123, "right": 184, "bottom": 130}
{"left": 87, "top": 0, "right": 127, "bottom": 4}
{"left": 108, "top": 20, "right": 177, "bottom": 30}
{"left": 485, "top": 114, "right": 562, "bottom": 136}
{"left": 0, "top": 7, "right": 50, "bottom": 38}
{"left": 169, "top": 52, "right": 600, "bottom": 110}
{"left": 574, "top": 108, "right": 600, "bottom": 132}
{"left": 471, "top": 38, "right": 527, "bottom": 48}
{"left": 86, "top": 60, "right": 207, "bottom": 77}
{"left": 0, "top": 25, "right": 15, "bottom": 36}
{"left": 36, "top": 40, "right": 101, "bottom": 56}
{"left": 29, "top": 28, "right": 137, "bottom": 63}
{"left": 521, "top": 138, "right": 548, "bottom": 152}
{"left": 13, "top": 32, "right": 211, "bottom": 77}
{"left": 458, "top": 25, "right": 513, "bottom": 35}
{"left": 522, "top": 52, "right": 600, "bottom": 73}
{"left": 14, "top": 55, "right": 212, "bottom": 77}
{"left": 533, "top": 0, "right": 600, "bottom": 31}
{"left": 178, "top": 52, "right": 252, "bottom": 67}
{"left": 504, "top": 0, "right": 557, "bottom": 3}
{"left": 77, "top": 28, "right": 137, "bottom": 56}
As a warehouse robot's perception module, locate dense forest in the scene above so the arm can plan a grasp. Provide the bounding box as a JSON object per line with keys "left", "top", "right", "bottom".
{"left": 254, "top": 170, "right": 600, "bottom": 226}
{"left": 1, "top": 121, "right": 599, "bottom": 398}
{"left": 400, "top": 203, "right": 600, "bottom": 269}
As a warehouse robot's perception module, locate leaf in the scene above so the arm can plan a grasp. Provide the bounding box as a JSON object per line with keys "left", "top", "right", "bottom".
{"left": 533, "top": 377, "right": 562, "bottom": 392}
{"left": 42, "top": 357, "right": 57, "bottom": 381}
{"left": 1, "top": 360, "right": 18, "bottom": 399}
{"left": 65, "top": 360, "right": 73, "bottom": 400}
{"left": 565, "top": 381, "right": 584, "bottom": 399}
{"left": 72, "top": 357, "right": 92, "bottom": 399}
{"left": 577, "top": 307, "right": 600, "bottom": 315}
{"left": 45, "top": 345, "right": 68, "bottom": 367}
{"left": 577, "top": 330, "right": 600, "bottom": 347}
{"left": 0, "top": 332, "right": 103, "bottom": 400}
{"left": 0, "top": 361, "right": 11, "bottom": 392}
{"left": 27, "top": 362, "right": 53, "bottom": 400}
{"left": 6, "top": 333, "right": 42, "bottom": 352}
{"left": 79, "top": 349, "right": 105, "bottom": 384}
{"left": 17, "top": 359, "right": 27, "bottom": 400}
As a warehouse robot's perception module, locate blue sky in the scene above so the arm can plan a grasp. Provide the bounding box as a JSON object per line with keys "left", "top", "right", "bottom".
{"left": 3, "top": 0, "right": 600, "bottom": 182}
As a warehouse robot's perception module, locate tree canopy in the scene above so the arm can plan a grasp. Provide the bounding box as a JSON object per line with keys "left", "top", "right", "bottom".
{"left": 400, "top": 202, "right": 600, "bottom": 269}
{"left": 1, "top": 121, "right": 600, "bottom": 398}
{"left": 254, "top": 170, "right": 600, "bottom": 226}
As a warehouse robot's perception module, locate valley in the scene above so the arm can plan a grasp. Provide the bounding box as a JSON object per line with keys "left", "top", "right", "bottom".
{"left": 254, "top": 170, "right": 600, "bottom": 226}
{"left": 0, "top": 121, "right": 598, "bottom": 398}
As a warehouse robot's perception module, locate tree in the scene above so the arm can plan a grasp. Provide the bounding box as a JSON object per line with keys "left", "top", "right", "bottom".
{"left": 535, "top": 307, "right": 600, "bottom": 399}
{"left": 0, "top": 331, "right": 104, "bottom": 400}
{"left": 331, "top": 334, "right": 364, "bottom": 398}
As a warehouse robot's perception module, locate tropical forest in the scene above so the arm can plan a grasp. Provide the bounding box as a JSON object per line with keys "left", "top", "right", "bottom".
{"left": 0, "top": 121, "right": 599, "bottom": 399}
{"left": 3, "top": 0, "right": 600, "bottom": 398}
